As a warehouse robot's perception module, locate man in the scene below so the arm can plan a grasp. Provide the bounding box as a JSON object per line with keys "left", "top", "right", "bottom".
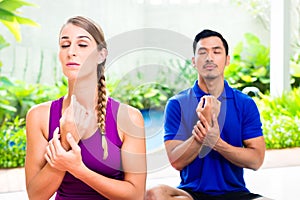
{"left": 146, "top": 29, "right": 266, "bottom": 200}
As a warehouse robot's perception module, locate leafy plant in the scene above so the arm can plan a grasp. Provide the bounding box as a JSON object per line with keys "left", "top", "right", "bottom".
{"left": 0, "top": 75, "right": 67, "bottom": 126}
{"left": 0, "top": 76, "right": 67, "bottom": 168}
{"left": 0, "top": 0, "right": 39, "bottom": 69}
{"left": 225, "top": 33, "right": 270, "bottom": 93}
{"left": 168, "top": 59, "right": 197, "bottom": 87}
{"left": 0, "top": 0, "right": 39, "bottom": 43}
{"left": 109, "top": 79, "right": 173, "bottom": 110}
{"left": 254, "top": 87, "right": 300, "bottom": 149}
{"left": 0, "top": 116, "right": 26, "bottom": 168}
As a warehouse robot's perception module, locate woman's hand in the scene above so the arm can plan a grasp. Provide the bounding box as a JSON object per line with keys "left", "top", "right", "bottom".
{"left": 60, "top": 95, "right": 94, "bottom": 149}
{"left": 44, "top": 127, "right": 83, "bottom": 172}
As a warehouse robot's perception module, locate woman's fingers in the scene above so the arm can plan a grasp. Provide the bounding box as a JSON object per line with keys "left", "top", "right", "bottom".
{"left": 67, "top": 133, "right": 80, "bottom": 152}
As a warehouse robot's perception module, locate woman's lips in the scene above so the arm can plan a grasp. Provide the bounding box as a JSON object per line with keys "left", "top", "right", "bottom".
{"left": 66, "top": 62, "right": 80, "bottom": 68}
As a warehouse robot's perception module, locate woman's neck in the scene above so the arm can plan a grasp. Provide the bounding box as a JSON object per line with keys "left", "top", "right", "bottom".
{"left": 67, "top": 76, "right": 98, "bottom": 110}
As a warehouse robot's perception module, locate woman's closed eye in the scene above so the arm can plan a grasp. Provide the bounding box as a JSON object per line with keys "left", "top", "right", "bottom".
{"left": 78, "top": 43, "right": 88, "bottom": 48}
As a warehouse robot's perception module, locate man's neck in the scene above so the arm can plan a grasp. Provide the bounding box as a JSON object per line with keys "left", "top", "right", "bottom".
{"left": 198, "top": 78, "right": 224, "bottom": 97}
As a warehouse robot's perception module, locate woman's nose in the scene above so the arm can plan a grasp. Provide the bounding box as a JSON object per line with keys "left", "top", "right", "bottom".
{"left": 68, "top": 44, "right": 77, "bottom": 57}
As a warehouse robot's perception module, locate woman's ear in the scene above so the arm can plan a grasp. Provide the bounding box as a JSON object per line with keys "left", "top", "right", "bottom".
{"left": 98, "top": 48, "right": 108, "bottom": 64}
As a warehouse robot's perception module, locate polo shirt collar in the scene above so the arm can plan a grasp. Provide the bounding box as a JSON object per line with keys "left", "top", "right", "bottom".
{"left": 192, "top": 80, "right": 234, "bottom": 101}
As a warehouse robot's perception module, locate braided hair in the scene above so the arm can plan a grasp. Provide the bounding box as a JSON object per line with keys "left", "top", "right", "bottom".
{"left": 64, "top": 16, "right": 108, "bottom": 159}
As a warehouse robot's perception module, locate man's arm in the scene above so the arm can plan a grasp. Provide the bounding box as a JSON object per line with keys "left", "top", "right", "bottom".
{"left": 213, "top": 136, "right": 266, "bottom": 170}
{"left": 165, "top": 136, "right": 202, "bottom": 171}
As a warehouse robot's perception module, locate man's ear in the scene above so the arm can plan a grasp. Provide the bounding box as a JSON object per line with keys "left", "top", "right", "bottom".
{"left": 192, "top": 56, "right": 196, "bottom": 68}
{"left": 225, "top": 55, "right": 230, "bottom": 66}
{"left": 98, "top": 48, "right": 108, "bottom": 64}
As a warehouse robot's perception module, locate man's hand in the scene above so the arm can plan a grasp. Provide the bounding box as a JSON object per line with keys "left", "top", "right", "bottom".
{"left": 193, "top": 95, "right": 221, "bottom": 157}
{"left": 196, "top": 95, "right": 221, "bottom": 126}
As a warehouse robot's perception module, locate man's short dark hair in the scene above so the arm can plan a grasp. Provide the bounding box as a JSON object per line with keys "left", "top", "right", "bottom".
{"left": 193, "top": 29, "right": 229, "bottom": 55}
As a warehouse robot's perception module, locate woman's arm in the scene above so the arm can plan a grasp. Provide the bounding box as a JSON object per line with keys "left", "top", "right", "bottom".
{"left": 25, "top": 103, "right": 66, "bottom": 200}
{"left": 76, "top": 104, "right": 146, "bottom": 200}
{"left": 45, "top": 103, "right": 147, "bottom": 200}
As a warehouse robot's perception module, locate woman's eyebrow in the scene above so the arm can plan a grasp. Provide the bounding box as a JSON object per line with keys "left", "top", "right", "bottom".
{"left": 77, "top": 35, "right": 92, "bottom": 40}
{"left": 60, "top": 35, "right": 92, "bottom": 40}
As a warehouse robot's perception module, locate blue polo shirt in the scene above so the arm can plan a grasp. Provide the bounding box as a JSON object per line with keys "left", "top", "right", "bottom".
{"left": 164, "top": 80, "right": 263, "bottom": 195}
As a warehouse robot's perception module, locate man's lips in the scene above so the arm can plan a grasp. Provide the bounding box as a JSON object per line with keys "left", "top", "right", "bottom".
{"left": 204, "top": 63, "right": 217, "bottom": 70}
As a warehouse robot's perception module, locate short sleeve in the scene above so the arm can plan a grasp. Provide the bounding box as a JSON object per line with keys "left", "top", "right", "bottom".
{"left": 242, "top": 97, "right": 263, "bottom": 140}
{"left": 164, "top": 98, "right": 182, "bottom": 141}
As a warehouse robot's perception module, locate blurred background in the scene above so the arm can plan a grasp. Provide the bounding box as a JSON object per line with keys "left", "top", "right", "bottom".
{"left": 0, "top": 1, "right": 300, "bottom": 199}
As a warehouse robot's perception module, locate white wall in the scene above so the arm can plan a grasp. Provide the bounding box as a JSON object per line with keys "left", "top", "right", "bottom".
{"left": 0, "top": 0, "right": 269, "bottom": 84}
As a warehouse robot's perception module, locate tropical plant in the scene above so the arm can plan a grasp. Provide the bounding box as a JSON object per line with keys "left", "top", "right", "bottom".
{"left": 254, "top": 87, "right": 300, "bottom": 149}
{"left": 0, "top": 0, "right": 39, "bottom": 42}
{"left": 0, "top": 0, "right": 39, "bottom": 68}
{"left": 0, "top": 75, "right": 66, "bottom": 168}
{"left": 108, "top": 79, "right": 174, "bottom": 110}
{"left": 0, "top": 75, "right": 67, "bottom": 126}
{"left": 225, "top": 33, "right": 270, "bottom": 93}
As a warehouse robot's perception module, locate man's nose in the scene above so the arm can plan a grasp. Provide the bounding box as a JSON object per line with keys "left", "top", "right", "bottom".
{"left": 206, "top": 52, "right": 213, "bottom": 62}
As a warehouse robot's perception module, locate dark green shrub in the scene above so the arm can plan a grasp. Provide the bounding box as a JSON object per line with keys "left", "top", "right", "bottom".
{"left": 0, "top": 76, "right": 67, "bottom": 168}
{"left": 0, "top": 117, "right": 26, "bottom": 168}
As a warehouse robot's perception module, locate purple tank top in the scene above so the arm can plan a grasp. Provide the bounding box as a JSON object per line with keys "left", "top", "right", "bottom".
{"left": 49, "top": 97, "right": 124, "bottom": 200}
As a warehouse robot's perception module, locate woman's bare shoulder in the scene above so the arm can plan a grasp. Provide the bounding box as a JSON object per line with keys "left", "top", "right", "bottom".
{"left": 117, "top": 103, "right": 144, "bottom": 140}
{"left": 27, "top": 101, "right": 52, "bottom": 118}
{"left": 118, "top": 103, "right": 144, "bottom": 125}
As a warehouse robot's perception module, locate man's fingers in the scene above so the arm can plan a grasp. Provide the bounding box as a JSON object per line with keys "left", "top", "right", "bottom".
{"left": 196, "top": 97, "right": 205, "bottom": 112}
{"left": 211, "top": 113, "right": 218, "bottom": 127}
{"left": 192, "top": 129, "right": 202, "bottom": 143}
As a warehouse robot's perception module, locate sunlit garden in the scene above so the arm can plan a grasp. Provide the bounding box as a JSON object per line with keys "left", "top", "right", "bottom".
{"left": 0, "top": 0, "right": 299, "bottom": 169}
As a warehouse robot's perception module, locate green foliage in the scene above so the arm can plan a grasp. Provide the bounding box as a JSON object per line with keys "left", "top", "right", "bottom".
{"left": 225, "top": 33, "right": 270, "bottom": 93}
{"left": 0, "top": 0, "right": 39, "bottom": 42}
{"left": 254, "top": 87, "right": 300, "bottom": 149}
{"left": 1, "top": 66, "right": 299, "bottom": 167}
{"left": 290, "top": 53, "right": 300, "bottom": 88}
{"left": 0, "top": 0, "right": 39, "bottom": 71}
{"left": 0, "top": 75, "right": 67, "bottom": 126}
{"left": 0, "top": 116, "right": 26, "bottom": 168}
{"left": 108, "top": 59, "right": 196, "bottom": 110}
{"left": 168, "top": 59, "right": 197, "bottom": 86}
{"left": 109, "top": 79, "right": 174, "bottom": 110}
{"left": 0, "top": 76, "right": 67, "bottom": 168}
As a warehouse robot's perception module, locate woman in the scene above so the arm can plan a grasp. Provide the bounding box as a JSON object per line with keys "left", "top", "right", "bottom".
{"left": 25, "top": 16, "right": 146, "bottom": 200}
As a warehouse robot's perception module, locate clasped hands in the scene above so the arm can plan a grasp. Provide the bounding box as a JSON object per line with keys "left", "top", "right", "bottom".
{"left": 192, "top": 95, "right": 221, "bottom": 149}
{"left": 44, "top": 95, "right": 95, "bottom": 171}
